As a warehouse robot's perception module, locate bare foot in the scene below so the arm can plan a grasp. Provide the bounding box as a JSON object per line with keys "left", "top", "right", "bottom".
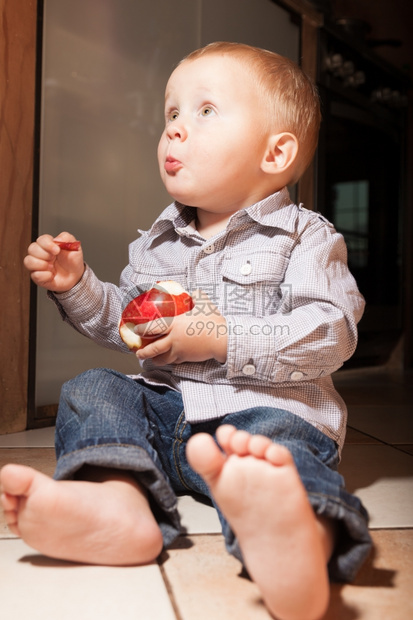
{"left": 186, "top": 426, "right": 331, "bottom": 620}
{"left": 0, "top": 464, "right": 163, "bottom": 565}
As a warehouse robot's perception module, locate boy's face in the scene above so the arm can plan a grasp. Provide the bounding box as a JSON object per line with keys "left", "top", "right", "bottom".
{"left": 158, "top": 54, "right": 272, "bottom": 215}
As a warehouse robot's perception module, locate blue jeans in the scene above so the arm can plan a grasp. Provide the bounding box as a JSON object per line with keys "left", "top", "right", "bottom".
{"left": 54, "top": 368, "right": 372, "bottom": 582}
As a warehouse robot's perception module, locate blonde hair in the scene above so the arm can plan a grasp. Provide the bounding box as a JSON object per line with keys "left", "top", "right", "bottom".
{"left": 182, "top": 42, "right": 321, "bottom": 181}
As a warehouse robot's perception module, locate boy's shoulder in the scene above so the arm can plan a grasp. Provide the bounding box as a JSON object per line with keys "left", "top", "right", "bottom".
{"left": 297, "top": 204, "right": 335, "bottom": 230}
{"left": 292, "top": 204, "right": 340, "bottom": 244}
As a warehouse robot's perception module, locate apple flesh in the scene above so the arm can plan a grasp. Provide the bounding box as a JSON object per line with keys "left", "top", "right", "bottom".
{"left": 55, "top": 240, "right": 81, "bottom": 251}
{"left": 119, "top": 280, "right": 194, "bottom": 351}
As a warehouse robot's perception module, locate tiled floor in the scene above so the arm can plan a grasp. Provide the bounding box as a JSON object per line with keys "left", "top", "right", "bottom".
{"left": 0, "top": 367, "right": 412, "bottom": 619}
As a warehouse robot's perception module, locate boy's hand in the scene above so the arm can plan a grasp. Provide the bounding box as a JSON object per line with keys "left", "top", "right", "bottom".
{"left": 136, "top": 290, "right": 228, "bottom": 365}
{"left": 23, "top": 233, "right": 85, "bottom": 292}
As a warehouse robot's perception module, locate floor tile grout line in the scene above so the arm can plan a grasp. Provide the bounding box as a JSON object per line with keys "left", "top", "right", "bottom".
{"left": 158, "top": 558, "right": 182, "bottom": 620}
{"left": 346, "top": 426, "right": 413, "bottom": 453}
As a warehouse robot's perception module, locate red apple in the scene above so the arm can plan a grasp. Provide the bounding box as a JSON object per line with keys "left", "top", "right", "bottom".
{"left": 55, "top": 240, "right": 81, "bottom": 251}
{"left": 119, "top": 280, "right": 194, "bottom": 351}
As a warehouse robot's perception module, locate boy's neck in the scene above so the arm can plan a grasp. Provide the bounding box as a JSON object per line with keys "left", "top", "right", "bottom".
{"left": 195, "top": 209, "right": 237, "bottom": 240}
{"left": 193, "top": 186, "right": 286, "bottom": 239}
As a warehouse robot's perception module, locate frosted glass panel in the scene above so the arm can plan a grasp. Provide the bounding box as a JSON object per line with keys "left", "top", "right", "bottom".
{"left": 202, "top": 0, "right": 299, "bottom": 61}
{"left": 36, "top": 0, "right": 299, "bottom": 407}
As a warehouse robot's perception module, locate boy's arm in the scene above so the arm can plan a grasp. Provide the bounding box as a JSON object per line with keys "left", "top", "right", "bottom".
{"left": 47, "top": 264, "right": 129, "bottom": 351}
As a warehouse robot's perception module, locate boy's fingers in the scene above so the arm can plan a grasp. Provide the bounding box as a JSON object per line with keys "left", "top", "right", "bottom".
{"left": 26, "top": 241, "right": 56, "bottom": 261}
{"left": 136, "top": 335, "right": 170, "bottom": 360}
{"left": 134, "top": 316, "right": 173, "bottom": 337}
{"left": 30, "top": 270, "right": 55, "bottom": 287}
{"left": 24, "top": 254, "right": 54, "bottom": 271}
{"left": 28, "top": 233, "right": 78, "bottom": 259}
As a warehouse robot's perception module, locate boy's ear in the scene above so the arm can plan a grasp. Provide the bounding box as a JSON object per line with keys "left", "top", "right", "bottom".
{"left": 260, "top": 132, "right": 298, "bottom": 176}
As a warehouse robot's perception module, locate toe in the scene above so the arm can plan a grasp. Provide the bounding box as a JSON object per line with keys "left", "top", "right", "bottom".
{"left": 265, "top": 443, "right": 295, "bottom": 467}
{"left": 0, "top": 464, "right": 38, "bottom": 497}
{"left": 248, "top": 434, "right": 274, "bottom": 459}
{"left": 2, "top": 504, "right": 20, "bottom": 535}
{"left": 3, "top": 509, "right": 18, "bottom": 526}
{"left": 1, "top": 491, "right": 19, "bottom": 511}
{"left": 228, "top": 430, "right": 253, "bottom": 456}
{"left": 186, "top": 433, "right": 225, "bottom": 485}
{"left": 215, "top": 425, "right": 237, "bottom": 454}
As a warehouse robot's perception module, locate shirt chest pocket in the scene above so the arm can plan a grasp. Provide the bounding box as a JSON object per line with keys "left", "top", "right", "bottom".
{"left": 127, "top": 247, "right": 189, "bottom": 298}
{"left": 220, "top": 250, "right": 289, "bottom": 317}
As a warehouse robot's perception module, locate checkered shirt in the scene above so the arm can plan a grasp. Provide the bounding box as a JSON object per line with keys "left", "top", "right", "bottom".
{"left": 51, "top": 188, "right": 365, "bottom": 452}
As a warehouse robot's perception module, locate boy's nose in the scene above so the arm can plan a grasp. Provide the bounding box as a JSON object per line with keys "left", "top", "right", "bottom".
{"left": 166, "top": 119, "right": 188, "bottom": 141}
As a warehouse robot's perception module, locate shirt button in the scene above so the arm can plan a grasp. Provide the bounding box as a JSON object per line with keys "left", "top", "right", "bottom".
{"left": 203, "top": 244, "right": 215, "bottom": 254}
{"left": 240, "top": 262, "right": 252, "bottom": 275}
{"left": 242, "top": 363, "right": 256, "bottom": 376}
{"left": 290, "top": 371, "right": 304, "bottom": 381}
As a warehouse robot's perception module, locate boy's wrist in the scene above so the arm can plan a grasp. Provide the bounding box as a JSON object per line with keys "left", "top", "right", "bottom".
{"left": 51, "top": 264, "right": 86, "bottom": 296}
{"left": 185, "top": 314, "right": 227, "bottom": 363}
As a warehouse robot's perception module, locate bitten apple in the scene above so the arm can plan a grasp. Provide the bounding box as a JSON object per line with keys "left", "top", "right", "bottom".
{"left": 119, "top": 280, "right": 194, "bottom": 351}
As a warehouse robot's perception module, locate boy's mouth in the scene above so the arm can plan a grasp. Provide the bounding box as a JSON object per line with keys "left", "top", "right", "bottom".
{"left": 164, "top": 156, "right": 182, "bottom": 173}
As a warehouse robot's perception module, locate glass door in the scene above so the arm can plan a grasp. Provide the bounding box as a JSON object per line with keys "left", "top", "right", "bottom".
{"left": 33, "top": 0, "right": 300, "bottom": 420}
{"left": 318, "top": 97, "right": 404, "bottom": 367}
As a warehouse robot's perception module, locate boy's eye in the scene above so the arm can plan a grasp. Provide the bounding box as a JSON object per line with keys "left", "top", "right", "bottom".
{"left": 201, "top": 106, "right": 214, "bottom": 117}
{"left": 168, "top": 110, "right": 179, "bottom": 122}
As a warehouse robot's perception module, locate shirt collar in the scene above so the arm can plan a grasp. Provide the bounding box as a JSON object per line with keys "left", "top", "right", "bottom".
{"left": 140, "top": 187, "right": 298, "bottom": 238}
{"left": 139, "top": 202, "right": 197, "bottom": 238}
{"left": 232, "top": 187, "right": 298, "bottom": 233}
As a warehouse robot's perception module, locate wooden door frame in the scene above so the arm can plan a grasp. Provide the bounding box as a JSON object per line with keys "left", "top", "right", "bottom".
{"left": 0, "top": 0, "right": 38, "bottom": 433}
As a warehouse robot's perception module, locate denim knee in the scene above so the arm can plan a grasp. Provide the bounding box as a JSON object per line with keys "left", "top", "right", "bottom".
{"left": 55, "top": 369, "right": 147, "bottom": 456}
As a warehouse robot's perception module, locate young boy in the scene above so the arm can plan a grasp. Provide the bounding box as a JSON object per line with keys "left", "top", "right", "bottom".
{"left": 1, "top": 42, "right": 371, "bottom": 620}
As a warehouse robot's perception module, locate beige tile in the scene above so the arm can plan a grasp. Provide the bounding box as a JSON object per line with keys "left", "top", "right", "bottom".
{"left": 339, "top": 444, "right": 413, "bottom": 528}
{"left": 177, "top": 494, "right": 222, "bottom": 534}
{"left": 0, "top": 538, "right": 176, "bottom": 620}
{"left": 160, "top": 534, "right": 273, "bottom": 620}
{"left": 161, "top": 531, "right": 413, "bottom": 620}
{"left": 0, "top": 426, "right": 55, "bottom": 447}
{"left": 0, "top": 448, "right": 56, "bottom": 474}
{"left": 163, "top": 531, "right": 413, "bottom": 620}
{"left": 324, "top": 530, "right": 413, "bottom": 620}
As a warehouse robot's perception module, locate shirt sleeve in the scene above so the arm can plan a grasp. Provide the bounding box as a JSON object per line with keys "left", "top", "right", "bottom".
{"left": 48, "top": 263, "right": 133, "bottom": 352}
{"left": 224, "top": 220, "right": 365, "bottom": 383}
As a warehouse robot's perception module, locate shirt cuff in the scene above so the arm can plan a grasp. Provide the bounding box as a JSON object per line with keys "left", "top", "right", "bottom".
{"left": 225, "top": 315, "right": 331, "bottom": 384}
